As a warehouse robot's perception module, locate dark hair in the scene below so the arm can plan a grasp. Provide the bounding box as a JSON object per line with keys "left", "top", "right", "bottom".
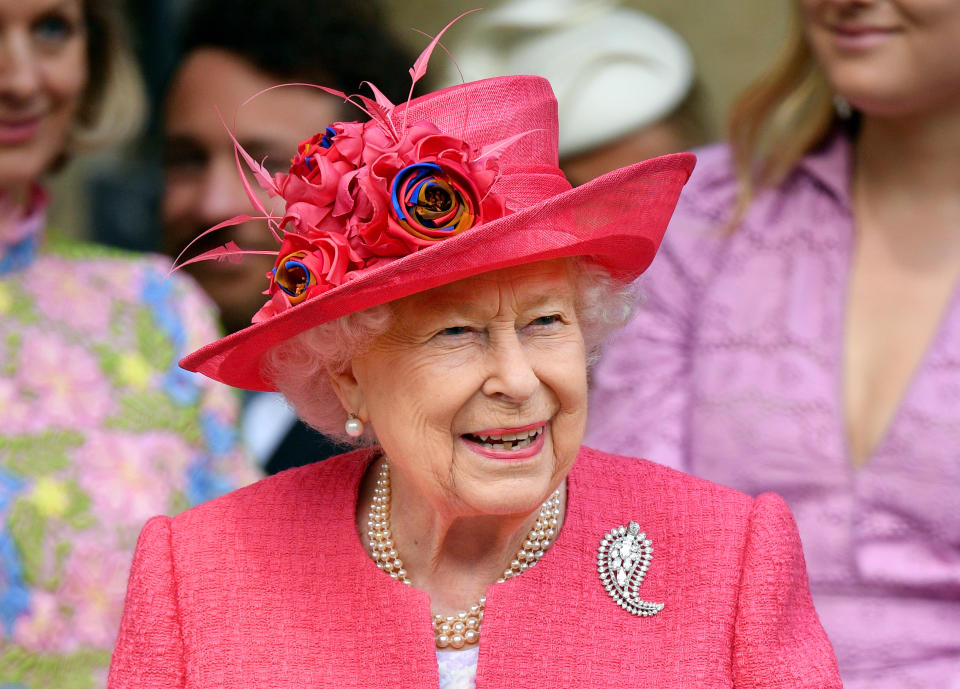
{"left": 179, "top": 0, "right": 414, "bottom": 107}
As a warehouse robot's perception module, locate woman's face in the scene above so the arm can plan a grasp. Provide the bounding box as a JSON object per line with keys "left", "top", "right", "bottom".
{"left": 0, "top": 0, "right": 87, "bottom": 189}
{"left": 345, "top": 260, "right": 587, "bottom": 519}
{"left": 800, "top": 0, "right": 960, "bottom": 117}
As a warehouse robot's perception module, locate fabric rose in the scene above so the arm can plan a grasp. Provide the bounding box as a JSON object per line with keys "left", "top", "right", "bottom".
{"left": 253, "top": 231, "right": 363, "bottom": 322}
{"left": 390, "top": 162, "right": 480, "bottom": 240}
{"left": 247, "top": 112, "right": 507, "bottom": 315}
{"left": 173, "top": 17, "right": 521, "bottom": 325}
{"left": 339, "top": 122, "right": 505, "bottom": 258}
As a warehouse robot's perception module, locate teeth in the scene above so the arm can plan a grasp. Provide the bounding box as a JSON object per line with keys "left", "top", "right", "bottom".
{"left": 468, "top": 426, "right": 544, "bottom": 450}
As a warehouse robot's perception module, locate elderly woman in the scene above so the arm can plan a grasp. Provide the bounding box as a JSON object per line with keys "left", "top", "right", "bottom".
{"left": 107, "top": 27, "right": 841, "bottom": 689}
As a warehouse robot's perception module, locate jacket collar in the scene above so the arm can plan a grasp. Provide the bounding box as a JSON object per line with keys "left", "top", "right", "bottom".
{"left": 0, "top": 184, "right": 48, "bottom": 274}
{"left": 795, "top": 131, "right": 852, "bottom": 210}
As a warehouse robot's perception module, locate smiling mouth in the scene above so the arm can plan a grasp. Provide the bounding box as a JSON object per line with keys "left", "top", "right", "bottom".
{"left": 827, "top": 23, "right": 900, "bottom": 38}
{"left": 462, "top": 426, "right": 545, "bottom": 451}
{"left": 0, "top": 116, "right": 42, "bottom": 144}
{"left": 0, "top": 114, "right": 42, "bottom": 125}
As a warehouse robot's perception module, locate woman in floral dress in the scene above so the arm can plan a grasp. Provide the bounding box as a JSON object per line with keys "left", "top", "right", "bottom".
{"left": 0, "top": 1, "right": 258, "bottom": 686}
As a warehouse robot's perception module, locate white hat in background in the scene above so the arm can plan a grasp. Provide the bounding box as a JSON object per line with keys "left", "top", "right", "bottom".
{"left": 443, "top": 0, "right": 694, "bottom": 158}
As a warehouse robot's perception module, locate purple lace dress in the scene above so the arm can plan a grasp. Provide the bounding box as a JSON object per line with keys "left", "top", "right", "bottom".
{"left": 587, "top": 136, "right": 960, "bottom": 688}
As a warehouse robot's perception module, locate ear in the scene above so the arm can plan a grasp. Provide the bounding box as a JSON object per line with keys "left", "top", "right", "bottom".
{"left": 327, "top": 360, "right": 368, "bottom": 422}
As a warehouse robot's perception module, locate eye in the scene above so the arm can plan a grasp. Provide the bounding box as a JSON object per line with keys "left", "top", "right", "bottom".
{"left": 164, "top": 140, "right": 208, "bottom": 174}
{"left": 261, "top": 156, "right": 289, "bottom": 176}
{"left": 528, "top": 314, "right": 562, "bottom": 327}
{"left": 164, "top": 151, "right": 207, "bottom": 173}
{"left": 438, "top": 325, "right": 473, "bottom": 337}
{"left": 32, "top": 13, "right": 77, "bottom": 45}
{"left": 243, "top": 145, "right": 289, "bottom": 176}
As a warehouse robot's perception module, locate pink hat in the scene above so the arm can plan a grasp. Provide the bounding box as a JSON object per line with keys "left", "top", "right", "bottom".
{"left": 179, "top": 21, "right": 695, "bottom": 391}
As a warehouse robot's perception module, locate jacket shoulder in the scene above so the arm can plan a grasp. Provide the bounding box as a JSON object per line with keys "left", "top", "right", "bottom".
{"left": 169, "top": 448, "right": 371, "bottom": 532}
{"left": 575, "top": 446, "right": 754, "bottom": 517}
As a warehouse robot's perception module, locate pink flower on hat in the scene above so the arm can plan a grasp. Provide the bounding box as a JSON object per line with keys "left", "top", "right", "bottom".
{"left": 351, "top": 122, "right": 504, "bottom": 256}
{"left": 254, "top": 230, "right": 363, "bottom": 323}
{"left": 249, "top": 116, "right": 507, "bottom": 319}
{"left": 171, "top": 12, "right": 528, "bottom": 323}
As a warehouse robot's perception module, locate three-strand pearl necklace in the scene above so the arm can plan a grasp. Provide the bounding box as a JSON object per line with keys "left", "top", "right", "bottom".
{"left": 367, "top": 460, "right": 562, "bottom": 649}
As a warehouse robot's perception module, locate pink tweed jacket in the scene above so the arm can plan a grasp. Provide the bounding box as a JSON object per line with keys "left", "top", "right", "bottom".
{"left": 108, "top": 447, "right": 841, "bottom": 688}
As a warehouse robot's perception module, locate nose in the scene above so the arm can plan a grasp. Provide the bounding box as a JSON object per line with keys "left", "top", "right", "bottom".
{"left": 196, "top": 155, "right": 259, "bottom": 224}
{"left": 0, "top": 29, "right": 42, "bottom": 102}
{"left": 481, "top": 328, "right": 539, "bottom": 402}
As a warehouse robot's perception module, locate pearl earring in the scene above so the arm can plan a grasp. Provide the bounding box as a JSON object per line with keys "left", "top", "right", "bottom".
{"left": 345, "top": 413, "right": 364, "bottom": 438}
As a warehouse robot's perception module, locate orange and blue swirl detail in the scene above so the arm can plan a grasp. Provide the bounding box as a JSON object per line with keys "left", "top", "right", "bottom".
{"left": 272, "top": 251, "right": 314, "bottom": 304}
{"left": 390, "top": 162, "right": 478, "bottom": 241}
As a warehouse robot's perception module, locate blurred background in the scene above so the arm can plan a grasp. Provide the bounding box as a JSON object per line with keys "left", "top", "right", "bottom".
{"left": 48, "top": 0, "right": 791, "bottom": 246}
{"left": 382, "top": 0, "right": 790, "bottom": 132}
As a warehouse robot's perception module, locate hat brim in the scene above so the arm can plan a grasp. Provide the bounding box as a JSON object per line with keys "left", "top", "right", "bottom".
{"left": 180, "top": 152, "right": 695, "bottom": 390}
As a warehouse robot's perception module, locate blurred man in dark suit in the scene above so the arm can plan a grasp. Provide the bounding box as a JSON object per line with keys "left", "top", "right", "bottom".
{"left": 161, "top": 0, "right": 412, "bottom": 474}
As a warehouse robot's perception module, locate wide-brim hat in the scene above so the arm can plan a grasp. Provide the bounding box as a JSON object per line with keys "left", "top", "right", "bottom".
{"left": 180, "top": 66, "right": 694, "bottom": 392}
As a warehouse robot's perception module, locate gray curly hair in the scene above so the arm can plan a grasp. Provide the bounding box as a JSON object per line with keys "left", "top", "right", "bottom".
{"left": 262, "top": 259, "right": 634, "bottom": 445}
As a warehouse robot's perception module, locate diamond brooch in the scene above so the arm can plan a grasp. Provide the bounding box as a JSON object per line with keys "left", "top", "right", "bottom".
{"left": 597, "top": 521, "right": 664, "bottom": 617}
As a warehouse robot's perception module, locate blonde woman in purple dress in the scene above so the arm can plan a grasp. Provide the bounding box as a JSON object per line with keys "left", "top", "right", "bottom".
{"left": 588, "top": 1, "right": 960, "bottom": 686}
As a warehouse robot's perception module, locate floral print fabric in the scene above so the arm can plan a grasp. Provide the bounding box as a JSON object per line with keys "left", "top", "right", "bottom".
{"left": 0, "top": 236, "right": 259, "bottom": 688}
{"left": 436, "top": 647, "right": 478, "bottom": 689}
